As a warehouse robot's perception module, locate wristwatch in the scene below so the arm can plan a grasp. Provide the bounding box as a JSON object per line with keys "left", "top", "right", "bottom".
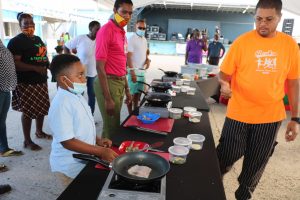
{"left": 291, "top": 117, "right": 300, "bottom": 124}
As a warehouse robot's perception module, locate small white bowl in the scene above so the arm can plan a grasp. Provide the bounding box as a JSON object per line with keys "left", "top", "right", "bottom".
{"left": 187, "top": 87, "right": 196, "bottom": 95}
{"left": 188, "top": 111, "right": 202, "bottom": 123}
{"left": 168, "top": 145, "right": 189, "bottom": 164}
{"left": 173, "top": 137, "right": 192, "bottom": 148}
{"left": 183, "top": 106, "right": 197, "bottom": 116}
{"left": 172, "top": 85, "right": 181, "bottom": 93}
{"left": 169, "top": 108, "right": 183, "bottom": 119}
{"left": 187, "top": 134, "right": 206, "bottom": 150}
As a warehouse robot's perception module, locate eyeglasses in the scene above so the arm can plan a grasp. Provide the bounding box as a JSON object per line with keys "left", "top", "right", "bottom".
{"left": 254, "top": 16, "right": 276, "bottom": 24}
{"left": 138, "top": 27, "right": 146, "bottom": 30}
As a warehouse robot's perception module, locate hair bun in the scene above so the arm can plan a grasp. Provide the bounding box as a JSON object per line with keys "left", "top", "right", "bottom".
{"left": 17, "top": 12, "right": 24, "bottom": 20}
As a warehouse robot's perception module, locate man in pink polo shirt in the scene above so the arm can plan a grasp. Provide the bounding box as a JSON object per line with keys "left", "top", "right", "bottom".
{"left": 94, "top": 0, "right": 133, "bottom": 139}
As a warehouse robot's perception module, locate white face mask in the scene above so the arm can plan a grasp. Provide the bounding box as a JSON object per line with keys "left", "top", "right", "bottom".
{"left": 136, "top": 29, "right": 145, "bottom": 37}
{"left": 64, "top": 76, "right": 86, "bottom": 95}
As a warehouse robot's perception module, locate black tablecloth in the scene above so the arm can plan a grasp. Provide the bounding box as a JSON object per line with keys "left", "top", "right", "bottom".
{"left": 57, "top": 80, "right": 226, "bottom": 200}
{"left": 172, "top": 81, "right": 210, "bottom": 112}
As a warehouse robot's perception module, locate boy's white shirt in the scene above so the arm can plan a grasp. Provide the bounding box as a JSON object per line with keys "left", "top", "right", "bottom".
{"left": 48, "top": 87, "right": 96, "bottom": 178}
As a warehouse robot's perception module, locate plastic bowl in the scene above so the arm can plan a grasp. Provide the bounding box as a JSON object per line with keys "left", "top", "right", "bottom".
{"left": 187, "top": 87, "right": 196, "bottom": 95}
{"left": 173, "top": 137, "right": 192, "bottom": 148}
{"left": 188, "top": 111, "right": 202, "bottom": 123}
{"left": 169, "top": 108, "right": 183, "bottom": 119}
{"left": 168, "top": 145, "right": 189, "bottom": 164}
{"left": 119, "top": 141, "right": 150, "bottom": 153}
{"left": 172, "top": 85, "right": 181, "bottom": 93}
{"left": 137, "top": 112, "right": 160, "bottom": 124}
{"left": 187, "top": 134, "right": 205, "bottom": 150}
{"left": 183, "top": 106, "right": 197, "bottom": 116}
{"left": 181, "top": 86, "right": 190, "bottom": 93}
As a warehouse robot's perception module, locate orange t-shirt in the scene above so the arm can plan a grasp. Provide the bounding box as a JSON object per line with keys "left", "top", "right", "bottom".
{"left": 221, "top": 30, "right": 300, "bottom": 124}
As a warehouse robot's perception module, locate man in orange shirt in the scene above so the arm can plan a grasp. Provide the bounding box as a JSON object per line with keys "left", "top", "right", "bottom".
{"left": 217, "top": 0, "right": 300, "bottom": 199}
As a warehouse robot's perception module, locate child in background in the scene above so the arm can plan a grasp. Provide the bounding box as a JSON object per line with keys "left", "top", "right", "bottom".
{"left": 51, "top": 46, "right": 63, "bottom": 83}
{"left": 48, "top": 54, "right": 118, "bottom": 187}
{"left": 54, "top": 45, "right": 63, "bottom": 55}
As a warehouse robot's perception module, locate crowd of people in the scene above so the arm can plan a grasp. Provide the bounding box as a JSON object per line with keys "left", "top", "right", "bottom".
{"left": 0, "top": 0, "right": 299, "bottom": 199}
{"left": 185, "top": 28, "right": 225, "bottom": 66}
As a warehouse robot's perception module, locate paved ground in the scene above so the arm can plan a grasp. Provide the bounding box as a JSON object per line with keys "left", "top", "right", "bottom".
{"left": 0, "top": 54, "right": 299, "bottom": 200}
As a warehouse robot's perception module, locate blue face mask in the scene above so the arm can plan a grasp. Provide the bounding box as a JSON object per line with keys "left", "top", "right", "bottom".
{"left": 136, "top": 29, "right": 145, "bottom": 37}
{"left": 64, "top": 76, "right": 86, "bottom": 95}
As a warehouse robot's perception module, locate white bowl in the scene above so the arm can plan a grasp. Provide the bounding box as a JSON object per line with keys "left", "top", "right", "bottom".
{"left": 183, "top": 106, "right": 197, "bottom": 115}
{"left": 188, "top": 111, "right": 202, "bottom": 123}
{"left": 169, "top": 108, "right": 183, "bottom": 119}
{"left": 187, "top": 134, "right": 205, "bottom": 150}
{"left": 173, "top": 137, "right": 192, "bottom": 148}
{"left": 168, "top": 145, "right": 189, "bottom": 164}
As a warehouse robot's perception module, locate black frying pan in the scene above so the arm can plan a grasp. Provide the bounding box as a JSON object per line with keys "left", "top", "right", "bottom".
{"left": 137, "top": 81, "right": 172, "bottom": 93}
{"left": 73, "top": 152, "right": 170, "bottom": 184}
{"left": 139, "top": 90, "right": 172, "bottom": 107}
{"left": 158, "top": 68, "right": 178, "bottom": 77}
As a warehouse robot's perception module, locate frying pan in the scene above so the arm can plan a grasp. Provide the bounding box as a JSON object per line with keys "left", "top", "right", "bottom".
{"left": 73, "top": 152, "right": 170, "bottom": 184}
{"left": 137, "top": 81, "right": 172, "bottom": 93}
{"left": 139, "top": 90, "right": 172, "bottom": 107}
{"left": 158, "top": 68, "right": 178, "bottom": 77}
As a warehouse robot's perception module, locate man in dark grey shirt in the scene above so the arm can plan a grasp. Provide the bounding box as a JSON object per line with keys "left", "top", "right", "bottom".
{"left": 207, "top": 34, "right": 225, "bottom": 66}
{"left": 0, "top": 39, "right": 23, "bottom": 195}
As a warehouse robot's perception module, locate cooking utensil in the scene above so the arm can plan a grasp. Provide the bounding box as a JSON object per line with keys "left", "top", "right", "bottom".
{"left": 119, "top": 141, "right": 150, "bottom": 153}
{"left": 137, "top": 81, "right": 172, "bottom": 93}
{"left": 126, "top": 125, "right": 168, "bottom": 135}
{"left": 126, "top": 141, "right": 135, "bottom": 152}
{"left": 158, "top": 68, "right": 178, "bottom": 77}
{"left": 138, "top": 141, "right": 164, "bottom": 152}
{"left": 138, "top": 90, "right": 172, "bottom": 107}
{"left": 73, "top": 152, "right": 170, "bottom": 184}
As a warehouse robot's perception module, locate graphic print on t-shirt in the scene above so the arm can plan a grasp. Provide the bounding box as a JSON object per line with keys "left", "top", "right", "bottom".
{"left": 31, "top": 43, "right": 47, "bottom": 63}
{"left": 255, "top": 50, "right": 277, "bottom": 74}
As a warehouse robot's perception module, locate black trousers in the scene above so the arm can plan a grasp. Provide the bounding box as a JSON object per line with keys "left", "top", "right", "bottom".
{"left": 216, "top": 118, "right": 281, "bottom": 200}
{"left": 208, "top": 57, "right": 220, "bottom": 65}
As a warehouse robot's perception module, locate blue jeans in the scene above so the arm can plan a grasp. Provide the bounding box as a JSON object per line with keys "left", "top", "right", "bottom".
{"left": 0, "top": 91, "right": 10, "bottom": 153}
{"left": 87, "top": 76, "right": 96, "bottom": 115}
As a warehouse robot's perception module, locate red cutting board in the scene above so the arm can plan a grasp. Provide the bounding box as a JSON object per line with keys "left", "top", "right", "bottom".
{"left": 123, "top": 115, "right": 175, "bottom": 133}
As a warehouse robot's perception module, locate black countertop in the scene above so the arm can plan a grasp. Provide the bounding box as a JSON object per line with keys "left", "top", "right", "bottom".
{"left": 57, "top": 81, "right": 226, "bottom": 200}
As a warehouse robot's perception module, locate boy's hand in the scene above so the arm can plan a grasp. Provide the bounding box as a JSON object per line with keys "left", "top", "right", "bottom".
{"left": 97, "top": 138, "right": 112, "bottom": 148}
{"left": 100, "top": 148, "right": 118, "bottom": 163}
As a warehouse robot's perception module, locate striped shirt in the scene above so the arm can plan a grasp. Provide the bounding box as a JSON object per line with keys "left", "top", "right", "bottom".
{"left": 0, "top": 40, "right": 17, "bottom": 92}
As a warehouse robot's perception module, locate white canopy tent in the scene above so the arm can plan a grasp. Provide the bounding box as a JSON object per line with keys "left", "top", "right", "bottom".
{"left": 1, "top": 0, "right": 300, "bottom": 41}
{"left": 100, "top": 0, "right": 300, "bottom": 15}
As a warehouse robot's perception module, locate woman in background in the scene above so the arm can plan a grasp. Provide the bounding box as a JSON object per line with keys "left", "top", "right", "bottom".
{"left": 7, "top": 12, "right": 51, "bottom": 151}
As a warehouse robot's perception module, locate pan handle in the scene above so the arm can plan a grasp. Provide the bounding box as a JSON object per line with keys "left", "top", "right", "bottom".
{"left": 136, "top": 81, "right": 151, "bottom": 87}
{"left": 73, "top": 154, "right": 112, "bottom": 168}
{"left": 138, "top": 89, "right": 147, "bottom": 95}
{"left": 158, "top": 68, "right": 165, "bottom": 73}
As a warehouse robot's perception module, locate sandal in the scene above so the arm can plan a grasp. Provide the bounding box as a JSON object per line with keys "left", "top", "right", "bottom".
{"left": 0, "top": 149, "right": 23, "bottom": 157}
{"left": 0, "top": 184, "right": 12, "bottom": 195}
{"left": 0, "top": 164, "right": 8, "bottom": 173}
{"left": 35, "top": 131, "right": 52, "bottom": 140}
{"left": 24, "top": 141, "right": 42, "bottom": 151}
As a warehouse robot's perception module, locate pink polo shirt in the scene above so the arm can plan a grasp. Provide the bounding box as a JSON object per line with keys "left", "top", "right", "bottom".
{"left": 95, "top": 20, "right": 127, "bottom": 77}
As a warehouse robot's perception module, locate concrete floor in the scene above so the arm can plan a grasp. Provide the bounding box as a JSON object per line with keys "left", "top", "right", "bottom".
{"left": 0, "top": 55, "right": 299, "bottom": 200}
